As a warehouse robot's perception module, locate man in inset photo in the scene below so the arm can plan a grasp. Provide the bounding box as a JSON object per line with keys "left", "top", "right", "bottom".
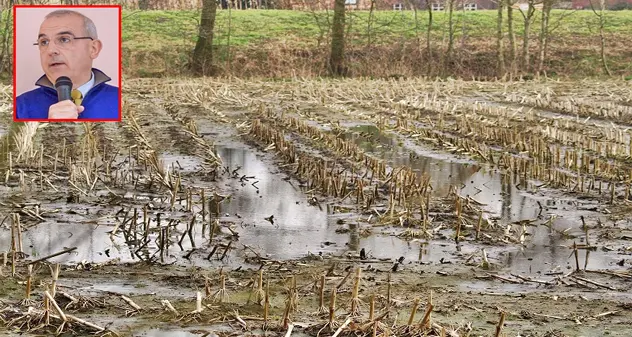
{"left": 14, "top": 7, "right": 121, "bottom": 121}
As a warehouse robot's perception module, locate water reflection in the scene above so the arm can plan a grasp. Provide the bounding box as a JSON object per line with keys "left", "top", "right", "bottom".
{"left": 0, "top": 122, "right": 620, "bottom": 274}
{"left": 139, "top": 329, "right": 218, "bottom": 337}
{"left": 341, "top": 124, "right": 541, "bottom": 222}
{"left": 214, "top": 147, "right": 343, "bottom": 259}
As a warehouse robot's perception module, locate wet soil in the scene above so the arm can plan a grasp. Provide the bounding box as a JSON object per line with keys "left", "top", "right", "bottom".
{"left": 1, "top": 78, "right": 632, "bottom": 337}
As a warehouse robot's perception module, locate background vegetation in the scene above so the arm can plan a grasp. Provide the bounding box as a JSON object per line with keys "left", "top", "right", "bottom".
{"left": 1, "top": 1, "right": 631, "bottom": 80}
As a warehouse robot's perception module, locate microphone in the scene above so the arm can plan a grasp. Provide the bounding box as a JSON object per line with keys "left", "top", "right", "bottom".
{"left": 55, "top": 76, "right": 73, "bottom": 102}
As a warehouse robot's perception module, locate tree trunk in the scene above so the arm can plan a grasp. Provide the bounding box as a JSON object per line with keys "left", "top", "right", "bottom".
{"left": 536, "top": 0, "right": 552, "bottom": 77}
{"left": 426, "top": 0, "right": 433, "bottom": 75}
{"left": 192, "top": 0, "right": 217, "bottom": 76}
{"left": 138, "top": 0, "right": 149, "bottom": 9}
{"left": 520, "top": 1, "right": 535, "bottom": 73}
{"left": 506, "top": 0, "right": 516, "bottom": 78}
{"left": 366, "top": 0, "right": 375, "bottom": 49}
{"left": 329, "top": 0, "right": 346, "bottom": 76}
{"left": 0, "top": 3, "right": 13, "bottom": 78}
{"left": 410, "top": 0, "right": 421, "bottom": 56}
{"left": 591, "top": 0, "right": 612, "bottom": 76}
{"left": 496, "top": 0, "right": 505, "bottom": 77}
{"left": 446, "top": 0, "right": 455, "bottom": 63}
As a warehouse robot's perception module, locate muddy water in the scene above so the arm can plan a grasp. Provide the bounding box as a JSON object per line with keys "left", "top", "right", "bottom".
{"left": 341, "top": 124, "right": 547, "bottom": 220}
{"left": 0, "top": 122, "right": 622, "bottom": 277}
{"left": 337, "top": 124, "right": 619, "bottom": 270}
{"left": 137, "top": 327, "right": 312, "bottom": 337}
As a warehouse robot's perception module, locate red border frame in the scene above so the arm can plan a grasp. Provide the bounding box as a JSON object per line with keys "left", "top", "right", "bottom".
{"left": 12, "top": 4, "right": 122, "bottom": 123}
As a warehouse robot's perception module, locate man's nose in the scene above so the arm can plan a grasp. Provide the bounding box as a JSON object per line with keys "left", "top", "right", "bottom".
{"left": 46, "top": 43, "right": 61, "bottom": 55}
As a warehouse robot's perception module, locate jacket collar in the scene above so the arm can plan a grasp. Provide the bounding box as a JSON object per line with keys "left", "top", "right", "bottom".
{"left": 35, "top": 68, "right": 111, "bottom": 90}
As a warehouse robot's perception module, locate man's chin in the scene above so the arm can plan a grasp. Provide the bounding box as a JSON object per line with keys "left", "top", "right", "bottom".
{"left": 46, "top": 71, "right": 66, "bottom": 83}
{"left": 47, "top": 65, "right": 68, "bottom": 76}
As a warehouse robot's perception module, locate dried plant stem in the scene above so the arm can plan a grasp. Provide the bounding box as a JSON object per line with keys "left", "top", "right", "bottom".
{"left": 574, "top": 241, "right": 580, "bottom": 272}
{"left": 10, "top": 217, "right": 16, "bottom": 277}
{"left": 284, "top": 323, "right": 294, "bottom": 337}
{"left": 286, "top": 275, "right": 298, "bottom": 313}
{"left": 201, "top": 189, "right": 207, "bottom": 236}
{"left": 59, "top": 291, "right": 78, "bottom": 303}
{"left": 372, "top": 320, "right": 378, "bottom": 337}
{"left": 336, "top": 268, "right": 353, "bottom": 290}
{"left": 254, "top": 270, "right": 265, "bottom": 305}
{"left": 419, "top": 302, "right": 433, "bottom": 329}
{"left": 214, "top": 273, "right": 229, "bottom": 302}
{"left": 45, "top": 291, "right": 67, "bottom": 321}
{"left": 495, "top": 312, "right": 506, "bottom": 337}
{"left": 161, "top": 300, "right": 179, "bottom": 315}
{"left": 318, "top": 274, "right": 327, "bottom": 313}
{"left": 25, "top": 265, "right": 33, "bottom": 299}
{"left": 44, "top": 286, "right": 50, "bottom": 326}
{"left": 13, "top": 213, "right": 23, "bottom": 253}
{"left": 331, "top": 317, "right": 352, "bottom": 337}
{"left": 122, "top": 295, "right": 142, "bottom": 311}
{"left": 66, "top": 313, "right": 106, "bottom": 332}
{"left": 263, "top": 280, "right": 270, "bottom": 324}
{"left": 205, "top": 276, "right": 212, "bottom": 298}
{"left": 407, "top": 298, "right": 419, "bottom": 325}
{"left": 350, "top": 267, "right": 362, "bottom": 315}
{"left": 386, "top": 273, "right": 392, "bottom": 312}
{"left": 581, "top": 216, "right": 590, "bottom": 246}
{"left": 420, "top": 291, "right": 433, "bottom": 329}
{"left": 191, "top": 291, "right": 203, "bottom": 314}
{"left": 329, "top": 288, "right": 337, "bottom": 326}
{"left": 50, "top": 264, "right": 60, "bottom": 298}
{"left": 476, "top": 210, "right": 483, "bottom": 240}
{"left": 282, "top": 293, "right": 291, "bottom": 329}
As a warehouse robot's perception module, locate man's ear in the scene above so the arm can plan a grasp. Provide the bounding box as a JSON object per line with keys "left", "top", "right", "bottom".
{"left": 90, "top": 39, "right": 103, "bottom": 59}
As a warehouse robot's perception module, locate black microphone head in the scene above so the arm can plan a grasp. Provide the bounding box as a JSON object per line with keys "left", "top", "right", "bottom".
{"left": 55, "top": 76, "right": 72, "bottom": 88}
{"left": 55, "top": 76, "right": 73, "bottom": 102}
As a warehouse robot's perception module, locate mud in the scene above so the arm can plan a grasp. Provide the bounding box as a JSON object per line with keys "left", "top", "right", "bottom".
{"left": 1, "top": 78, "right": 632, "bottom": 337}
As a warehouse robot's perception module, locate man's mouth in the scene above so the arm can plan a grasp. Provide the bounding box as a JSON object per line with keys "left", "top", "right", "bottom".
{"left": 49, "top": 62, "right": 65, "bottom": 67}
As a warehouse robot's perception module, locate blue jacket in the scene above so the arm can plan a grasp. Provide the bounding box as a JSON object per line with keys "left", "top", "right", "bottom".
{"left": 15, "top": 68, "right": 120, "bottom": 121}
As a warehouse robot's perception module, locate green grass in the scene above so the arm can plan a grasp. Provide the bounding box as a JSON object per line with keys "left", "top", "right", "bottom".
{"left": 121, "top": 9, "right": 632, "bottom": 50}
{"left": 2, "top": 8, "right": 631, "bottom": 79}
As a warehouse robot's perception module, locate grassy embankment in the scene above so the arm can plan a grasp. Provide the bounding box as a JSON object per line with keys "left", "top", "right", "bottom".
{"left": 121, "top": 9, "right": 632, "bottom": 78}
{"left": 2, "top": 9, "right": 632, "bottom": 80}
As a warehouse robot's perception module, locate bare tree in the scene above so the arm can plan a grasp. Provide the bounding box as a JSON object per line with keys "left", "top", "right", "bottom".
{"left": 307, "top": 0, "right": 332, "bottom": 48}
{"left": 366, "top": 0, "right": 375, "bottom": 49}
{"left": 0, "top": 1, "right": 13, "bottom": 79}
{"left": 226, "top": 1, "right": 233, "bottom": 71}
{"left": 496, "top": 0, "right": 505, "bottom": 77}
{"left": 426, "top": 0, "right": 433, "bottom": 75}
{"left": 536, "top": 0, "right": 553, "bottom": 76}
{"left": 192, "top": 0, "right": 218, "bottom": 75}
{"left": 329, "top": 0, "right": 346, "bottom": 76}
{"left": 446, "top": 0, "right": 456, "bottom": 63}
{"left": 589, "top": 0, "right": 612, "bottom": 76}
{"left": 518, "top": 0, "right": 536, "bottom": 74}
{"left": 506, "top": 0, "right": 516, "bottom": 77}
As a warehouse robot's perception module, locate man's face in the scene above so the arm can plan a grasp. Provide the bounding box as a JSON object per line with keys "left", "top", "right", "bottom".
{"left": 38, "top": 14, "right": 100, "bottom": 87}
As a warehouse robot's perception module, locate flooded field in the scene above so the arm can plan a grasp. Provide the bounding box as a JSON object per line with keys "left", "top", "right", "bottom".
{"left": 1, "top": 79, "right": 632, "bottom": 337}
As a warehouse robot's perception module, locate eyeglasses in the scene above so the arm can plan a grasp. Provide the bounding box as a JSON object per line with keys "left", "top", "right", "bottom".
{"left": 34, "top": 34, "right": 93, "bottom": 50}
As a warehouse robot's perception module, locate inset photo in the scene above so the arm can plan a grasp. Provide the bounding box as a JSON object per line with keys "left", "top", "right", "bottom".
{"left": 13, "top": 5, "right": 121, "bottom": 122}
